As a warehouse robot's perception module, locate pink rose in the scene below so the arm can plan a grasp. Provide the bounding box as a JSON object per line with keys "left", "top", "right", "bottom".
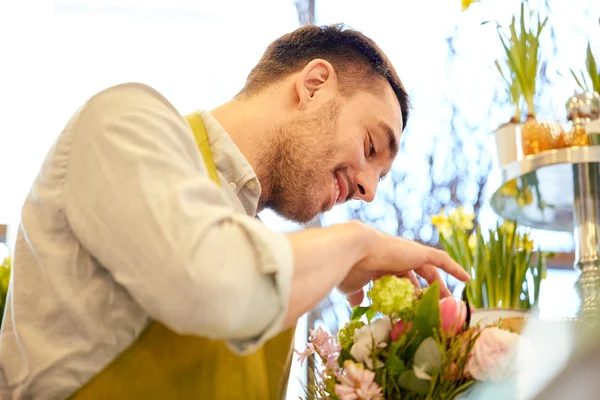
{"left": 439, "top": 297, "right": 467, "bottom": 337}
{"left": 466, "top": 327, "right": 520, "bottom": 381}
{"left": 390, "top": 320, "right": 412, "bottom": 342}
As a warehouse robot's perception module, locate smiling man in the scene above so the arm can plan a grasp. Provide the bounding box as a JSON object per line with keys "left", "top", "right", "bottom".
{"left": 0, "top": 25, "right": 469, "bottom": 399}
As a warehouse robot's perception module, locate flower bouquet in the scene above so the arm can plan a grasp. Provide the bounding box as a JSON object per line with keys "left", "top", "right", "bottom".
{"left": 297, "top": 276, "right": 521, "bottom": 400}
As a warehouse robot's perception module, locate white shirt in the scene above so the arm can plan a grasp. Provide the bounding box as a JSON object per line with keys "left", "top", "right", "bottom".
{"left": 0, "top": 83, "right": 294, "bottom": 399}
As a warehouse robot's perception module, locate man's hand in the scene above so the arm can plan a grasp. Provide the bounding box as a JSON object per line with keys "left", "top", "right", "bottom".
{"left": 283, "top": 221, "right": 469, "bottom": 329}
{"left": 337, "top": 224, "right": 469, "bottom": 306}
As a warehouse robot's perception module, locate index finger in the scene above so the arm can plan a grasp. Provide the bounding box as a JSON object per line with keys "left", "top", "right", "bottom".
{"left": 415, "top": 265, "right": 452, "bottom": 298}
{"left": 429, "top": 248, "right": 470, "bottom": 282}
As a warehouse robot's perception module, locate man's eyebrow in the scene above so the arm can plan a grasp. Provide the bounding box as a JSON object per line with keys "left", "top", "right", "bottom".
{"left": 377, "top": 119, "right": 399, "bottom": 160}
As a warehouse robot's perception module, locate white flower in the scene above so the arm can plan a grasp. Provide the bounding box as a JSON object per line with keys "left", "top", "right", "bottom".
{"left": 350, "top": 317, "right": 391, "bottom": 369}
{"left": 467, "top": 327, "right": 521, "bottom": 382}
{"left": 354, "top": 317, "right": 392, "bottom": 343}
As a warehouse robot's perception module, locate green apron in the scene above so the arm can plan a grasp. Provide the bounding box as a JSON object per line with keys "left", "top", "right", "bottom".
{"left": 68, "top": 113, "right": 296, "bottom": 399}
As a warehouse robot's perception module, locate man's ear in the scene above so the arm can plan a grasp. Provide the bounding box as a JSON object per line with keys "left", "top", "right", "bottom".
{"left": 295, "top": 59, "right": 336, "bottom": 110}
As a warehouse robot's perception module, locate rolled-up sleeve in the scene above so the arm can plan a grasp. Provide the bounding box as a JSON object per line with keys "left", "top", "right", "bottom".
{"left": 62, "top": 84, "right": 293, "bottom": 353}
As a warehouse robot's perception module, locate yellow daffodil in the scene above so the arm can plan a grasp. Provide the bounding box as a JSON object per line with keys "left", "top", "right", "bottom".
{"left": 500, "top": 220, "right": 516, "bottom": 233}
{"left": 449, "top": 207, "right": 475, "bottom": 231}
{"left": 520, "top": 235, "right": 534, "bottom": 252}
{"left": 431, "top": 208, "right": 447, "bottom": 226}
{"left": 461, "top": 0, "right": 478, "bottom": 11}
{"left": 431, "top": 209, "right": 453, "bottom": 238}
{"left": 499, "top": 179, "right": 519, "bottom": 197}
{"left": 516, "top": 187, "right": 534, "bottom": 208}
{"left": 468, "top": 233, "right": 477, "bottom": 254}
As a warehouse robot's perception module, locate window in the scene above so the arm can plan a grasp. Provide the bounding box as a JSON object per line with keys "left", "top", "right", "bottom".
{"left": 0, "top": 0, "right": 300, "bottom": 244}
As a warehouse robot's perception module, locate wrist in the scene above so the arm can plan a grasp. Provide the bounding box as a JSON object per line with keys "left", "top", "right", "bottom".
{"left": 340, "top": 220, "right": 375, "bottom": 269}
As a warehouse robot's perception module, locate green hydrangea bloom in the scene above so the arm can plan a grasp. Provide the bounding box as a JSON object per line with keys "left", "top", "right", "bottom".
{"left": 337, "top": 320, "right": 365, "bottom": 350}
{"left": 368, "top": 276, "right": 416, "bottom": 316}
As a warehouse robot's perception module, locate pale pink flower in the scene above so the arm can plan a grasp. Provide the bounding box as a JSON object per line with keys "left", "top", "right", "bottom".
{"left": 335, "top": 360, "right": 383, "bottom": 400}
{"left": 466, "top": 327, "right": 520, "bottom": 381}
{"left": 325, "top": 354, "right": 339, "bottom": 371}
{"left": 439, "top": 297, "right": 467, "bottom": 337}
{"left": 307, "top": 326, "right": 340, "bottom": 371}
{"left": 311, "top": 327, "right": 332, "bottom": 348}
{"left": 294, "top": 344, "right": 314, "bottom": 366}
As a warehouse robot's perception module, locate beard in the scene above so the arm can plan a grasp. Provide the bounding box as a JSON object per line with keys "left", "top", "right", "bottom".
{"left": 261, "top": 99, "right": 341, "bottom": 223}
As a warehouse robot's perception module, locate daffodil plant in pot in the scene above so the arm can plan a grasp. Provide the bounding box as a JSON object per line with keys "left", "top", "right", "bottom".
{"left": 484, "top": 1, "right": 566, "bottom": 160}
{"left": 496, "top": 1, "right": 566, "bottom": 157}
{"left": 431, "top": 208, "right": 552, "bottom": 329}
{"left": 461, "top": 0, "right": 526, "bottom": 167}
{"left": 493, "top": 54, "right": 523, "bottom": 167}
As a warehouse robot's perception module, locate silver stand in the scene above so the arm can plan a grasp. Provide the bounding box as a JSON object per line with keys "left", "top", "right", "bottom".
{"left": 572, "top": 162, "right": 600, "bottom": 319}
{"left": 491, "top": 146, "right": 600, "bottom": 319}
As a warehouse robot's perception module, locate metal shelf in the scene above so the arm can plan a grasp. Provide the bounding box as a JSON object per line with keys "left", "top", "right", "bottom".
{"left": 490, "top": 146, "right": 600, "bottom": 232}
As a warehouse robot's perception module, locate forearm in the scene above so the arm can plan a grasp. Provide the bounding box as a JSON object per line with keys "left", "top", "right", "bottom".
{"left": 282, "top": 221, "right": 371, "bottom": 328}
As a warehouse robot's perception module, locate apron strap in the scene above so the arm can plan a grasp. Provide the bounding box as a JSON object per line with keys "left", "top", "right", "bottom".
{"left": 185, "top": 113, "right": 220, "bottom": 186}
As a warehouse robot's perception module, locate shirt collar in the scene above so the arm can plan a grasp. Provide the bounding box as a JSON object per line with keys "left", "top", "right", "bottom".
{"left": 196, "top": 110, "right": 262, "bottom": 216}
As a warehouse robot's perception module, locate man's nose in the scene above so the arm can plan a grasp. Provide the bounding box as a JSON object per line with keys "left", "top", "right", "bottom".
{"left": 353, "top": 171, "right": 378, "bottom": 203}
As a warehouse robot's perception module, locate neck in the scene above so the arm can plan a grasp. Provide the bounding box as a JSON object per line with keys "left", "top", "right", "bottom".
{"left": 210, "top": 92, "right": 287, "bottom": 212}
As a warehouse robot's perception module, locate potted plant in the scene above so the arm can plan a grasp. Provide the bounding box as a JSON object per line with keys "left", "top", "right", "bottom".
{"left": 492, "top": 50, "right": 523, "bottom": 166}
{"left": 431, "top": 207, "right": 552, "bottom": 325}
{"left": 493, "top": 1, "right": 564, "bottom": 158}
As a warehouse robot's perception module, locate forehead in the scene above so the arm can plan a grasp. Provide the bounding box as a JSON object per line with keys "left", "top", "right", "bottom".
{"left": 341, "top": 84, "right": 403, "bottom": 137}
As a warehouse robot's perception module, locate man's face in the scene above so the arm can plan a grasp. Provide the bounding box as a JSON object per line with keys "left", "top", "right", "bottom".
{"left": 265, "top": 79, "right": 403, "bottom": 223}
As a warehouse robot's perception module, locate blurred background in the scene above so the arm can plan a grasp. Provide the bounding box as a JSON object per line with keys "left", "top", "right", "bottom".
{"left": 1, "top": 0, "right": 599, "bottom": 397}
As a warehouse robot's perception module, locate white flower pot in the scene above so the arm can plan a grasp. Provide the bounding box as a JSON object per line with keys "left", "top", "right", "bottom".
{"left": 494, "top": 122, "right": 522, "bottom": 168}
{"left": 470, "top": 308, "right": 528, "bottom": 332}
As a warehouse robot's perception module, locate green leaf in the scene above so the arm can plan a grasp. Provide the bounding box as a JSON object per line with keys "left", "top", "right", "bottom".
{"left": 413, "top": 282, "right": 441, "bottom": 338}
{"left": 413, "top": 337, "right": 442, "bottom": 375}
{"left": 398, "top": 370, "right": 430, "bottom": 395}
{"left": 366, "top": 308, "right": 377, "bottom": 322}
{"left": 350, "top": 306, "right": 370, "bottom": 321}
{"left": 585, "top": 42, "right": 600, "bottom": 93}
{"left": 385, "top": 342, "right": 406, "bottom": 378}
{"left": 406, "top": 282, "right": 441, "bottom": 360}
{"left": 439, "top": 233, "right": 460, "bottom": 264}
{"left": 338, "top": 347, "right": 356, "bottom": 368}
{"left": 570, "top": 68, "right": 589, "bottom": 93}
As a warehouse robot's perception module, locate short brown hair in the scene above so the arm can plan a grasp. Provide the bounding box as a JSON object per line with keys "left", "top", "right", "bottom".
{"left": 238, "top": 24, "right": 410, "bottom": 131}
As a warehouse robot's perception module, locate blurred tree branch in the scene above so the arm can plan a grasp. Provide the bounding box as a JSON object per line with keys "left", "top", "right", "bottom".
{"left": 294, "top": 0, "right": 315, "bottom": 25}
